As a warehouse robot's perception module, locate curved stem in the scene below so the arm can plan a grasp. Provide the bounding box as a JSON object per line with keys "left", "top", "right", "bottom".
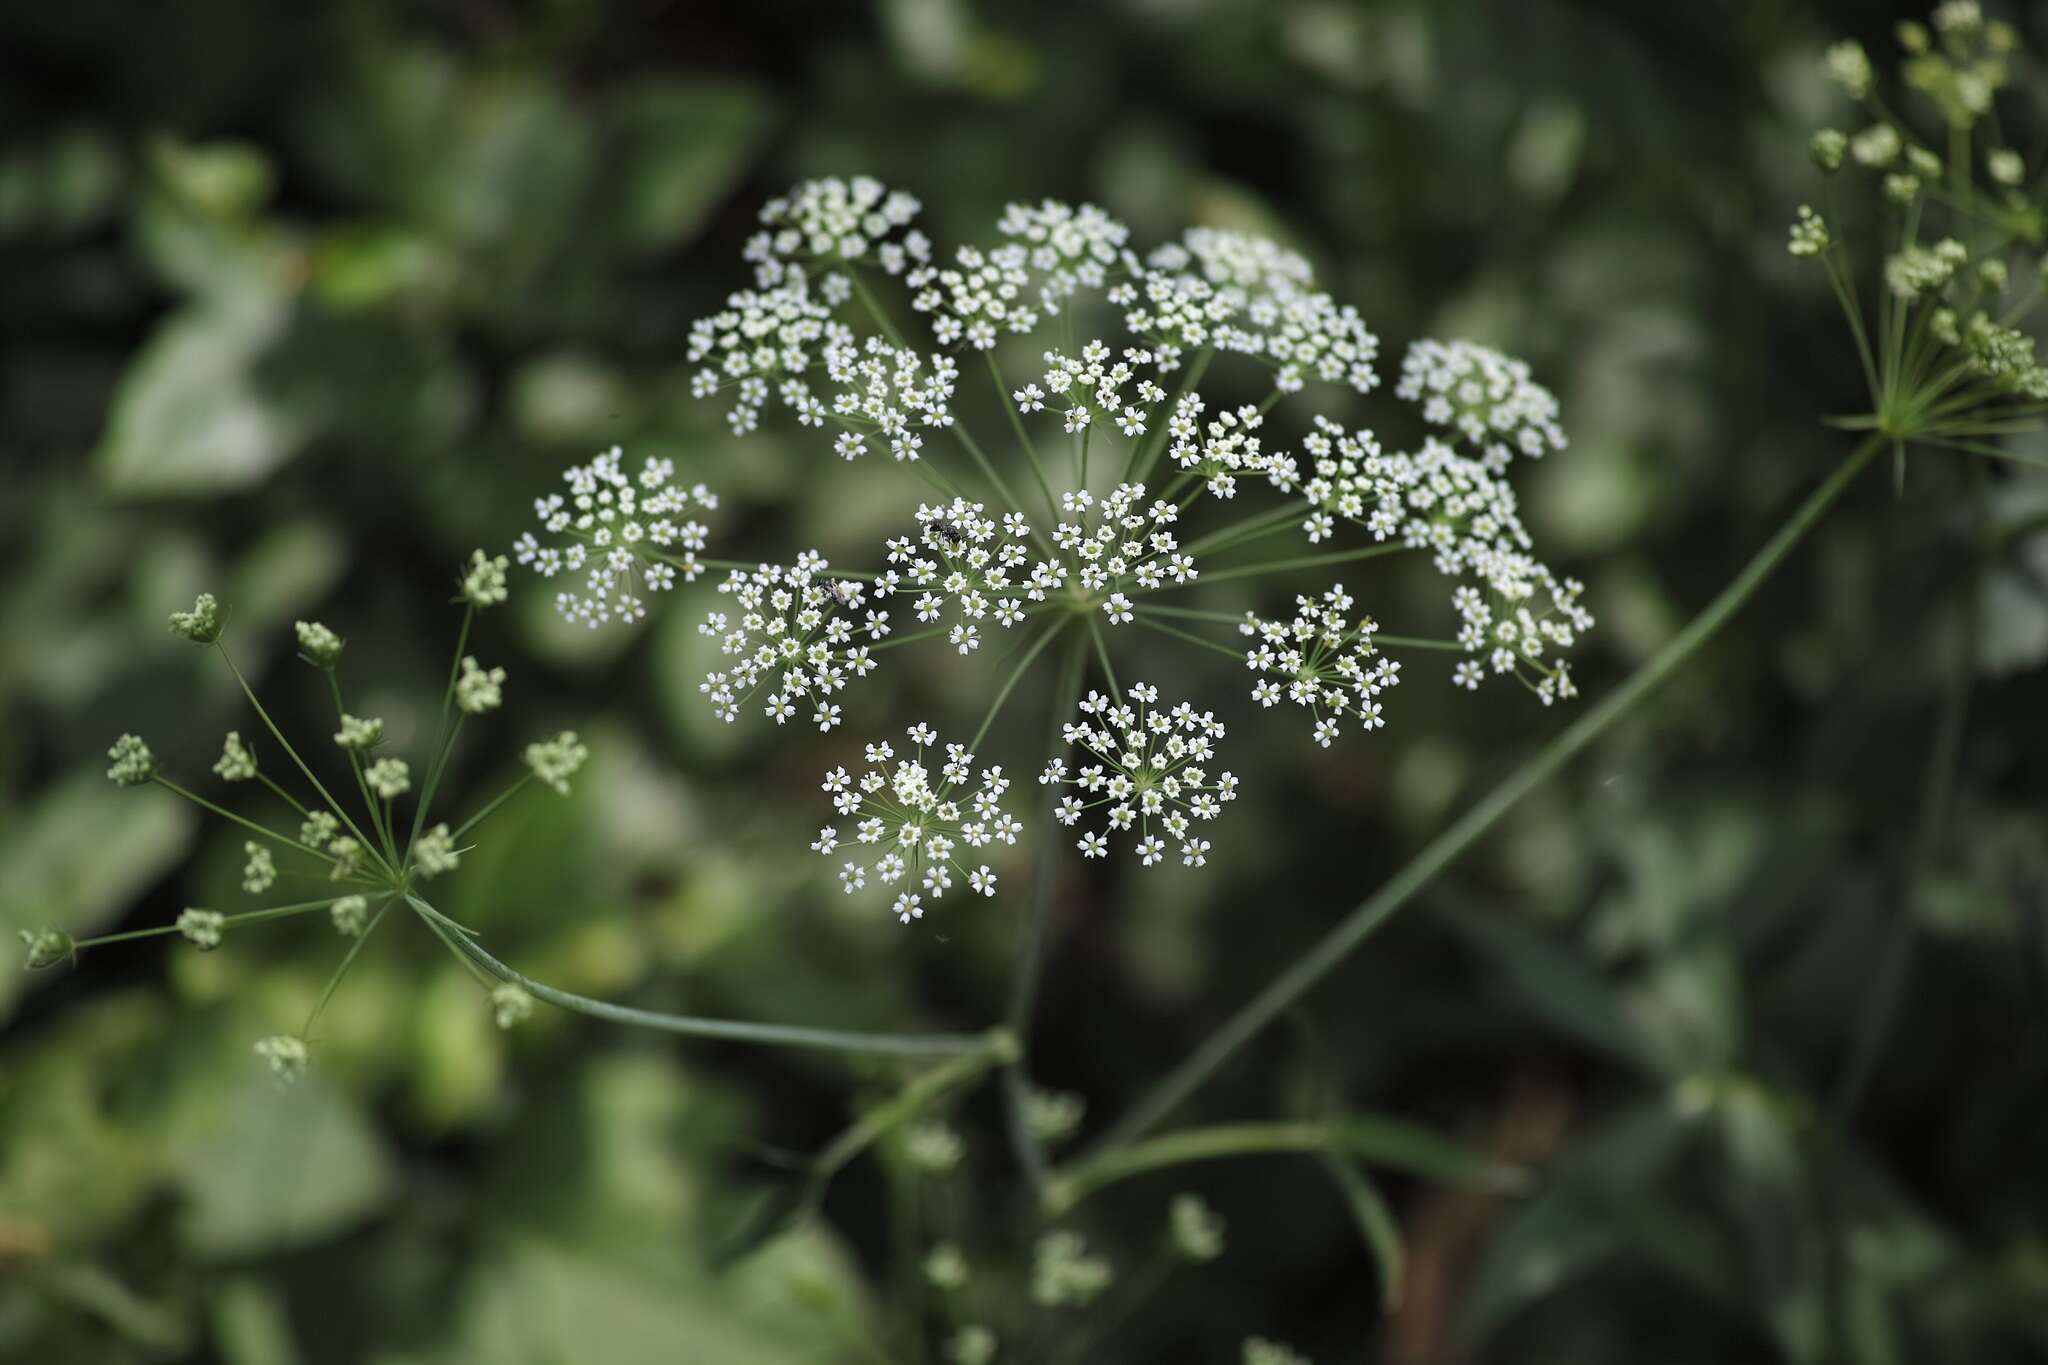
{"left": 1084, "top": 434, "right": 1886, "bottom": 1154}
{"left": 1047, "top": 1116, "right": 1523, "bottom": 1215}
{"left": 404, "top": 895, "right": 994, "bottom": 1057}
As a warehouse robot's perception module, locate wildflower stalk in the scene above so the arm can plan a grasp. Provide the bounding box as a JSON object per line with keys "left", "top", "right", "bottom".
{"left": 806, "top": 1033, "right": 1017, "bottom": 1199}
{"left": 987, "top": 350, "right": 1060, "bottom": 518}
{"left": 449, "top": 774, "right": 532, "bottom": 843}
{"left": 1002, "top": 633, "right": 1089, "bottom": 1191}
{"left": 72, "top": 897, "right": 349, "bottom": 950}
{"left": 214, "top": 642, "right": 393, "bottom": 879}
{"left": 1128, "top": 612, "right": 1242, "bottom": 662}
{"left": 302, "top": 900, "right": 391, "bottom": 1038}
{"left": 1126, "top": 346, "right": 1213, "bottom": 484}
{"left": 404, "top": 895, "right": 997, "bottom": 1056}
{"left": 1082, "top": 433, "right": 1888, "bottom": 1154}
{"left": 1193, "top": 542, "right": 1410, "bottom": 586}
{"left": 147, "top": 775, "right": 326, "bottom": 861}
{"left": 1832, "top": 458, "right": 1985, "bottom": 1119}
{"left": 326, "top": 671, "right": 400, "bottom": 867}
{"left": 406, "top": 605, "right": 473, "bottom": 861}
{"left": 965, "top": 617, "right": 1070, "bottom": 755}
{"left": 1046, "top": 1114, "right": 1524, "bottom": 1216}
{"left": 1085, "top": 618, "right": 1122, "bottom": 703}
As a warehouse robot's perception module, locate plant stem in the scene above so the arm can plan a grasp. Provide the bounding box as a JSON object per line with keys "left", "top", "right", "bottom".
{"left": 1082, "top": 434, "right": 1887, "bottom": 1154}
{"left": 450, "top": 774, "right": 533, "bottom": 843}
{"left": 75, "top": 896, "right": 348, "bottom": 950}
{"left": 1047, "top": 1116, "right": 1522, "bottom": 1215}
{"left": 302, "top": 899, "right": 390, "bottom": 1038}
{"left": 1129, "top": 613, "right": 1241, "bottom": 661}
{"left": 808, "top": 1035, "right": 1019, "bottom": 1195}
{"left": 1002, "top": 633, "right": 1088, "bottom": 1191}
{"left": 405, "top": 895, "right": 997, "bottom": 1056}
{"left": 1193, "top": 542, "right": 1409, "bottom": 585}
{"left": 149, "top": 776, "right": 326, "bottom": 860}
{"left": 1085, "top": 617, "right": 1122, "bottom": 703}
{"left": 986, "top": 351, "right": 1060, "bottom": 521}
{"left": 964, "top": 617, "right": 1069, "bottom": 756}
{"left": 214, "top": 643, "right": 392, "bottom": 879}
{"left": 406, "top": 607, "right": 473, "bottom": 861}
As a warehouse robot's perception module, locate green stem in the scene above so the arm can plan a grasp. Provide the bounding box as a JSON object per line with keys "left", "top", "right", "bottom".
{"left": 1047, "top": 1116, "right": 1522, "bottom": 1215}
{"left": 1084, "top": 434, "right": 1886, "bottom": 1153}
{"left": 1129, "top": 612, "right": 1241, "bottom": 661}
{"left": 325, "top": 672, "right": 398, "bottom": 867}
{"left": 302, "top": 900, "right": 390, "bottom": 1038}
{"left": 1002, "top": 633, "right": 1088, "bottom": 1191}
{"left": 150, "top": 776, "right": 328, "bottom": 861}
{"left": 1831, "top": 457, "right": 1983, "bottom": 1119}
{"left": 1193, "top": 542, "right": 1409, "bottom": 586}
{"left": 450, "top": 774, "right": 533, "bottom": 843}
{"left": 75, "top": 897, "right": 348, "bottom": 950}
{"left": 964, "top": 618, "right": 1068, "bottom": 756}
{"left": 407, "top": 607, "right": 473, "bottom": 861}
{"left": 987, "top": 351, "right": 1060, "bottom": 520}
{"left": 404, "top": 895, "right": 997, "bottom": 1056}
{"left": 808, "top": 1035, "right": 1019, "bottom": 1193}
{"left": 1128, "top": 347, "right": 1213, "bottom": 485}
{"left": 847, "top": 267, "right": 906, "bottom": 346}
{"left": 214, "top": 643, "right": 392, "bottom": 879}
{"left": 1085, "top": 617, "right": 1122, "bottom": 703}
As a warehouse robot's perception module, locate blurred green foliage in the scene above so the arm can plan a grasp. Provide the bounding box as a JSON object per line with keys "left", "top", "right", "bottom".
{"left": 4, "top": 1, "right": 2048, "bottom": 1362}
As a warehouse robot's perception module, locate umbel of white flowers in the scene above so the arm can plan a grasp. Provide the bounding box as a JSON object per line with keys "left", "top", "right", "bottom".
{"left": 509, "top": 176, "right": 1594, "bottom": 924}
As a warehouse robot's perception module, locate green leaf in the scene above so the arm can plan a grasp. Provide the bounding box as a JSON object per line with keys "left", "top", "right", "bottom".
{"left": 94, "top": 296, "right": 310, "bottom": 496}
{"left": 170, "top": 1067, "right": 397, "bottom": 1257}
{"left": 1437, "top": 897, "right": 1659, "bottom": 1075}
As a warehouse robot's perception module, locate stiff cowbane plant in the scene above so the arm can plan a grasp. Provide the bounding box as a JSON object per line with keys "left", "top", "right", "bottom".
{"left": 33, "top": 10, "right": 2048, "bottom": 1353}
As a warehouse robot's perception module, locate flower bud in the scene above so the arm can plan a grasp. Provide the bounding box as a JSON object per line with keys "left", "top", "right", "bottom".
{"left": 461, "top": 550, "right": 510, "bottom": 610}
{"left": 177, "top": 908, "right": 226, "bottom": 950}
{"left": 253, "top": 1034, "right": 308, "bottom": 1085}
{"left": 213, "top": 731, "right": 257, "bottom": 782}
{"left": 1168, "top": 1192, "right": 1226, "bottom": 1261}
{"left": 107, "top": 734, "right": 156, "bottom": 786}
{"left": 295, "top": 620, "right": 345, "bottom": 668}
{"left": 169, "top": 593, "right": 224, "bottom": 644}
{"left": 490, "top": 983, "right": 534, "bottom": 1030}
{"left": 19, "top": 928, "right": 75, "bottom": 970}
{"left": 331, "top": 895, "right": 370, "bottom": 937}
{"left": 1809, "top": 129, "right": 1846, "bottom": 172}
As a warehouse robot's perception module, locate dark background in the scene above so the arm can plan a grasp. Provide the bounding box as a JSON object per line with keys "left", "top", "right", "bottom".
{"left": 4, "top": 1, "right": 2047, "bottom": 1361}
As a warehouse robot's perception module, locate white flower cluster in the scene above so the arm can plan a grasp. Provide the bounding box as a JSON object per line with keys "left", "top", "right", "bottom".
{"left": 1165, "top": 395, "right": 1300, "bottom": 499}
{"left": 748, "top": 175, "right": 927, "bottom": 286}
{"left": 1397, "top": 339, "right": 1566, "bottom": 471}
{"left": 908, "top": 200, "right": 1131, "bottom": 349}
{"left": 812, "top": 724, "right": 1019, "bottom": 922}
{"left": 1032, "top": 340, "right": 1169, "bottom": 436}
{"left": 513, "top": 446, "right": 717, "bottom": 627}
{"left": 1242, "top": 585, "right": 1401, "bottom": 746}
{"left": 878, "top": 486, "right": 1195, "bottom": 642}
{"left": 1139, "top": 227, "right": 1380, "bottom": 393}
{"left": 1299, "top": 403, "right": 1589, "bottom": 701}
{"left": 819, "top": 338, "right": 959, "bottom": 461}
{"left": 1041, "top": 683, "right": 1237, "bottom": 867}
{"left": 698, "top": 560, "right": 883, "bottom": 729}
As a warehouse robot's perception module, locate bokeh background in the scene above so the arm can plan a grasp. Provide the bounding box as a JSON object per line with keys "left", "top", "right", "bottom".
{"left": 5, "top": 1, "right": 2048, "bottom": 1361}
